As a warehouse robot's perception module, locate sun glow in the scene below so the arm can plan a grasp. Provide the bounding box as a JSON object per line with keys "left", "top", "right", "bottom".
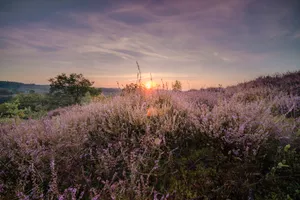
{"left": 145, "top": 81, "right": 152, "bottom": 89}
{"left": 145, "top": 81, "right": 156, "bottom": 89}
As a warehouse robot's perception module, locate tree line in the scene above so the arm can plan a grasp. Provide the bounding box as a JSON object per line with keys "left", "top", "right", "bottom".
{"left": 0, "top": 73, "right": 101, "bottom": 120}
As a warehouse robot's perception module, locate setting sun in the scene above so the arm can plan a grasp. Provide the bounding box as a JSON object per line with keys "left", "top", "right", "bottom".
{"left": 145, "top": 81, "right": 153, "bottom": 89}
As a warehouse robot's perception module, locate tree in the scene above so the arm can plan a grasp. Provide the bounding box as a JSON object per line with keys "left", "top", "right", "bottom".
{"left": 13, "top": 93, "right": 48, "bottom": 112}
{"left": 88, "top": 87, "right": 102, "bottom": 96}
{"left": 81, "top": 92, "right": 92, "bottom": 105}
{"left": 49, "top": 73, "right": 100, "bottom": 105}
{"left": 0, "top": 99, "right": 31, "bottom": 118}
{"left": 172, "top": 80, "right": 182, "bottom": 91}
{"left": 122, "top": 83, "right": 139, "bottom": 94}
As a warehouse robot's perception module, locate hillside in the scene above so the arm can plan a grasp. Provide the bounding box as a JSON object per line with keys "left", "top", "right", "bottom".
{"left": 226, "top": 70, "right": 300, "bottom": 95}
{"left": 0, "top": 72, "right": 300, "bottom": 199}
{"left": 0, "top": 81, "right": 50, "bottom": 93}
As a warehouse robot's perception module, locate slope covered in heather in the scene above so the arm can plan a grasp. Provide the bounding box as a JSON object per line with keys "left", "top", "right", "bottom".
{"left": 1, "top": 71, "right": 300, "bottom": 200}
{"left": 227, "top": 70, "right": 300, "bottom": 95}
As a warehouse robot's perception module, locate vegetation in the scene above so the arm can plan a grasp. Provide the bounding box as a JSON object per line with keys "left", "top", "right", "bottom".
{"left": 0, "top": 71, "right": 300, "bottom": 199}
{"left": 0, "top": 81, "right": 118, "bottom": 105}
{"left": 0, "top": 93, "right": 50, "bottom": 120}
{"left": 49, "top": 73, "right": 101, "bottom": 106}
{"left": 0, "top": 99, "right": 28, "bottom": 118}
{"left": 0, "top": 74, "right": 102, "bottom": 121}
{"left": 0, "top": 81, "right": 50, "bottom": 104}
{"left": 172, "top": 80, "right": 182, "bottom": 91}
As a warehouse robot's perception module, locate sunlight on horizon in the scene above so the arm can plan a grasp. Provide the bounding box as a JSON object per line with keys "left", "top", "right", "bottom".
{"left": 145, "top": 81, "right": 158, "bottom": 89}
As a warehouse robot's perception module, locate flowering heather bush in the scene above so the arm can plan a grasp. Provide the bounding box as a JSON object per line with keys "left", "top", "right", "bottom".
{"left": 1, "top": 72, "right": 300, "bottom": 200}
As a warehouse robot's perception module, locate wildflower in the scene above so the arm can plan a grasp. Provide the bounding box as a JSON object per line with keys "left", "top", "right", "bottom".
{"left": 92, "top": 194, "right": 101, "bottom": 200}
{"left": 0, "top": 184, "right": 4, "bottom": 193}
{"left": 68, "top": 187, "right": 77, "bottom": 200}
{"left": 154, "top": 159, "right": 160, "bottom": 170}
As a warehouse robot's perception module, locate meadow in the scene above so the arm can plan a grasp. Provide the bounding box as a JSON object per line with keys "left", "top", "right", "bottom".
{"left": 1, "top": 71, "right": 300, "bottom": 200}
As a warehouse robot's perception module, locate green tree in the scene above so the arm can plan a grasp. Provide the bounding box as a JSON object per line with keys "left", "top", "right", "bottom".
{"left": 172, "top": 80, "right": 182, "bottom": 91}
{"left": 13, "top": 93, "right": 48, "bottom": 112}
{"left": 81, "top": 92, "right": 92, "bottom": 105}
{"left": 0, "top": 99, "right": 31, "bottom": 118}
{"left": 49, "top": 73, "right": 99, "bottom": 105}
{"left": 88, "top": 87, "right": 102, "bottom": 96}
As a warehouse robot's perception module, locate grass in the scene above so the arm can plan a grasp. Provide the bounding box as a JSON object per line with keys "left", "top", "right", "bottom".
{"left": 0, "top": 71, "right": 300, "bottom": 200}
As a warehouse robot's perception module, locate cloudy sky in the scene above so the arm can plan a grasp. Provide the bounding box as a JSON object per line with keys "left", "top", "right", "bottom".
{"left": 0, "top": 0, "right": 299, "bottom": 89}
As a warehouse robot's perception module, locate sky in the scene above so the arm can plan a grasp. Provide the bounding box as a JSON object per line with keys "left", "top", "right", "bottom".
{"left": 0, "top": 0, "right": 300, "bottom": 90}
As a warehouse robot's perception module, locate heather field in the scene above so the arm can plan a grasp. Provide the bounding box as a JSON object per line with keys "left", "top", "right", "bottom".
{"left": 1, "top": 72, "right": 300, "bottom": 200}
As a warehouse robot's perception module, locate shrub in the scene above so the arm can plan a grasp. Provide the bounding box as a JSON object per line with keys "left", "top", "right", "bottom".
{"left": 172, "top": 80, "right": 182, "bottom": 92}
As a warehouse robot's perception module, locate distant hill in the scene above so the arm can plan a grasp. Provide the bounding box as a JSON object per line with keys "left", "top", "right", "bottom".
{"left": 100, "top": 87, "right": 121, "bottom": 96}
{"left": 0, "top": 81, "right": 50, "bottom": 94}
{"left": 0, "top": 81, "right": 121, "bottom": 103}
